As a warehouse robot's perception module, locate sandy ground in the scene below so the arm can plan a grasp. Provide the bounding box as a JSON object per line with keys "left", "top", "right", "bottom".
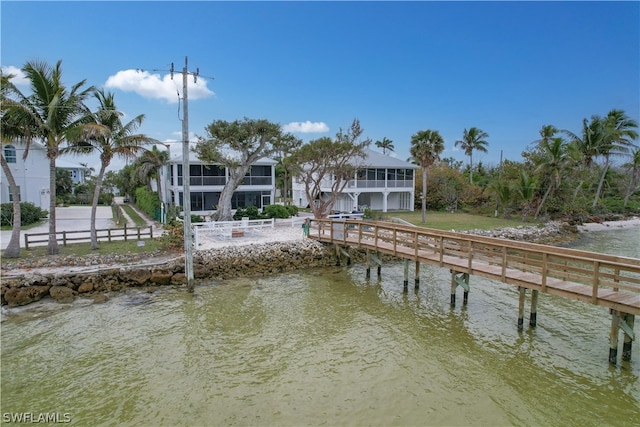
{"left": 194, "top": 219, "right": 309, "bottom": 251}
{"left": 576, "top": 216, "right": 640, "bottom": 232}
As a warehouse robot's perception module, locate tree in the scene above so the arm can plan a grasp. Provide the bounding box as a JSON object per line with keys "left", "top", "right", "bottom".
{"left": 591, "top": 109, "right": 638, "bottom": 208}
{"left": 410, "top": 129, "right": 445, "bottom": 223}
{"left": 67, "top": 89, "right": 155, "bottom": 249}
{"left": 0, "top": 71, "right": 24, "bottom": 257}
{"left": 533, "top": 137, "right": 570, "bottom": 218}
{"left": 488, "top": 179, "right": 512, "bottom": 219}
{"left": 455, "top": 127, "right": 489, "bottom": 184}
{"left": 622, "top": 147, "right": 640, "bottom": 207}
{"left": 563, "top": 117, "right": 606, "bottom": 204}
{"left": 4, "top": 60, "right": 94, "bottom": 254}
{"left": 56, "top": 168, "right": 74, "bottom": 202}
{"left": 516, "top": 171, "right": 537, "bottom": 222}
{"left": 375, "top": 137, "right": 395, "bottom": 155}
{"left": 290, "top": 119, "right": 370, "bottom": 219}
{"left": 194, "top": 118, "right": 288, "bottom": 221}
{"left": 135, "top": 146, "right": 168, "bottom": 197}
{"left": 273, "top": 133, "right": 302, "bottom": 204}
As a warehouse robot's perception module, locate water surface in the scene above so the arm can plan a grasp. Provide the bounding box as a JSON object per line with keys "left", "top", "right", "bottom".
{"left": 2, "top": 228, "right": 639, "bottom": 426}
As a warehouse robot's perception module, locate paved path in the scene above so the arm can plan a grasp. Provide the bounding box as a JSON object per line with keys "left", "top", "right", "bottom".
{"left": 0, "top": 205, "right": 115, "bottom": 250}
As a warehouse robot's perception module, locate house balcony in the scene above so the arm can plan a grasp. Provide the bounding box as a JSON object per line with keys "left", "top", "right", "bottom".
{"left": 346, "top": 179, "right": 414, "bottom": 189}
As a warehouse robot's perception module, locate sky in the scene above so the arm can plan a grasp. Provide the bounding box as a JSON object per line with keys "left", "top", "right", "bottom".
{"left": 2, "top": 1, "right": 638, "bottom": 173}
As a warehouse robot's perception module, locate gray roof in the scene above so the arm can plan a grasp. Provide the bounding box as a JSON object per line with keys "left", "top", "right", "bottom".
{"left": 170, "top": 153, "right": 278, "bottom": 166}
{"left": 355, "top": 148, "right": 419, "bottom": 169}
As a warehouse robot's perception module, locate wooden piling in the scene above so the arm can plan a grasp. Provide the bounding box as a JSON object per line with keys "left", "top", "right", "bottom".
{"left": 530, "top": 289, "right": 539, "bottom": 327}
{"left": 450, "top": 271, "right": 457, "bottom": 306}
{"left": 366, "top": 250, "right": 371, "bottom": 279}
{"left": 415, "top": 261, "right": 420, "bottom": 290}
{"left": 335, "top": 244, "right": 341, "bottom": 266}
{"left": 518, "top": 287, "right": 526, "bottom": 331}
{"left": 610, "top": 310, "right": 620, "bottom": 364}
{"left": 403, "top": 259, "right": 409, "bottom": 292}
{"left": 622, "top": 314, "right": 635, "bottom": 362}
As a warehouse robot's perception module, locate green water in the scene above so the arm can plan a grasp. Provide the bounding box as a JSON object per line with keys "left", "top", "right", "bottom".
{"left": 2, "top": 228, "right": 639, "bottom": 426}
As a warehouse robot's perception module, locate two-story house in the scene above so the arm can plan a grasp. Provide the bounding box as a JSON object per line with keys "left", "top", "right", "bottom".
{"left": 1, "top": 140, "right": 50, "bottom": 209}
{"left": 164, "top": 153, "right": 278, "bottom": 215}
{"left": 56, "top": 159, "right": 91, "bottom": 187}
{"left": 292, "top": 148, "right": 418, "bottom": 213}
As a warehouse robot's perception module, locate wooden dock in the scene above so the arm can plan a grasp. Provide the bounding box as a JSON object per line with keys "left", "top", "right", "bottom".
{"left": 308, "top": 219, "right": 639, "bottom": 364}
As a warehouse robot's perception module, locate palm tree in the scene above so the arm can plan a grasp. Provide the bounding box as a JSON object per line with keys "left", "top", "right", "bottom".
{"left": 591, "top": 109, "right": 638, "bottom": 207}
{"left": 0, "top": 72, "right": 24, "bottom": 258}
{"left": 5, "top": 60, "right": 94, "bottom": 255}
{"left": 534, "top": 137, "right": 570, "bottom": 218}
{"left": 135, "top": 146, "right": 169, "bottom": 199}
{"left": 622, "top": 148, "right": 640, "bottom": 207}
{"left": 375, "top": 137, "right": 395, "bottom": 155}
{"left": 516, "top": 171, "right": 537, "bottom": 222}
{"left": 67, "top": 89, "right": 156, "bottom": 249}
{"left": 410, "top": 129, "right": 445, "bottom": 223}
{"left": 488, "top": 179, "right": 512, "bottom": 219}
{"left": 455, "top": 127, "right": 489, "bottom": 184}
{"left": 563, "top": 116, "right": 606, "bottom": 204}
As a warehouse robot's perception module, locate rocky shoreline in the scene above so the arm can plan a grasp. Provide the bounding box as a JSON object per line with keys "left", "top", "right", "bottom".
{"left": 0, "top": 220, "right": 612, "bottom": 308}
{"left": 0, "top": 239, "right": 350, "bottom": 308}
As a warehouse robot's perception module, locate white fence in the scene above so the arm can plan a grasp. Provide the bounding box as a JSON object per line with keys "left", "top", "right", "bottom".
{"left": 193, "top": 218, "right": 275, "bottom": 246}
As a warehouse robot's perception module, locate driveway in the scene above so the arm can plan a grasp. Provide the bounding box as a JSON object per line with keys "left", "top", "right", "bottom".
{"left": 1, "top": 205, "right": 114, "bottom": 250}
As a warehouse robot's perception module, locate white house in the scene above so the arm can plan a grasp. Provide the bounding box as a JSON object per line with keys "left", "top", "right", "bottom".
{"left": 164, "top": 153, "right": 278, "bottom": 215}
{"left": 1, "top": 140, "right": 50, "bottom": 209}
{"left": 56, "top": 159, "right": 91, "bottom": 186}
{"left": 292, "top": 148, "right": 418, "bottom": 213}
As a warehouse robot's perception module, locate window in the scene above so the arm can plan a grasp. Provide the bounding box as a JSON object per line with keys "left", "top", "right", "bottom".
{"left": 8, "top": 185, "right": 21, "bottom": 202}
{"left": 242, "top": 165, "right": 272, "bottom": 185}
{"left": 3, "top": 145, "right": 16, "bottom": 163}
{"left": 202, "top": 165, "right": 225, "bottom": 185}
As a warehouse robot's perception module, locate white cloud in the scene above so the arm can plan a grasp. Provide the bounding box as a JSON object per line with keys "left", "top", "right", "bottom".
{"left": 104, "top": 69, "right": 214, "bottom": 103}
{"left": 1, "top": 65, "right": 29, "bottom": 86}
{"left": 282, "top": 121, "right": 329, "bottom": 133}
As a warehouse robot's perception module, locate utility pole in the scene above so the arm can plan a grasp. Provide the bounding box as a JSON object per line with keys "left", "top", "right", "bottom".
{"left": 171, "top": 56, "right": 199, "bottom": 291}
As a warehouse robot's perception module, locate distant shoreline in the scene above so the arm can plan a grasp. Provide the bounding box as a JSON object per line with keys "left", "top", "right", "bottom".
{"left": 577, "top": 216, "right": 640, "bottom": 232}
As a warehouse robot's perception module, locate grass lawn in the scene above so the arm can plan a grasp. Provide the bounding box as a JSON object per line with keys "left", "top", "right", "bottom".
{"left": 120, "top": 204, "right": 148, "bottom": 227}
{"left": 380, "top": 211, "right": 543, "bottom": 231}
{"left": 3, "top": 239, "right": 170, "bottom": 260}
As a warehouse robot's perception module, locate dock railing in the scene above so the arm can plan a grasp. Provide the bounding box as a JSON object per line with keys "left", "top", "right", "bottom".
{"left": 309, "top": 219, "right": 640, "bottom": 315}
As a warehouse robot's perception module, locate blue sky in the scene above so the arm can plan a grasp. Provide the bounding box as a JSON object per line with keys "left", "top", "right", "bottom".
{"left": 2, "top": 1, "right": 638, "bottom": 173}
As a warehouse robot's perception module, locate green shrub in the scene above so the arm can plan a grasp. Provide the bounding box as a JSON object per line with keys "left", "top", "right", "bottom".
{"left": 233, "top": 206, "right": 262, "bottom": 220}
{"left": 284, "top": 205, "right": 299, "bottom": 217}
{"left": 263, "top": 204, "right": 291, "bottom": 219}
{"left": 1, "top": 202, "right": 48, "bottom": 227}
{"left": 134, "top": 187, "right": 160, "bottom": 218}
{"left": 159, "top": 222, "right": 184, "bottom": 250}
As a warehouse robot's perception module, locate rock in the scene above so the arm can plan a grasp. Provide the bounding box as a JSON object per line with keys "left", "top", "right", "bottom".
{"left": 126, "top": 269, "right": 151, "bottom": 286}
{"left": 150, "top": 270, "right": 173, "bottom": 286}
{"left": 4, "top": 285, "right": 51, "bottom": 307}
{"left": 93, "top": 294, "right": 109, "bottom": 304}
{"left": 49, "top": 285, "right": 75, "bottom": 303}
{"left": 77, "top": 282, "right": 94, "bottom": 293}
